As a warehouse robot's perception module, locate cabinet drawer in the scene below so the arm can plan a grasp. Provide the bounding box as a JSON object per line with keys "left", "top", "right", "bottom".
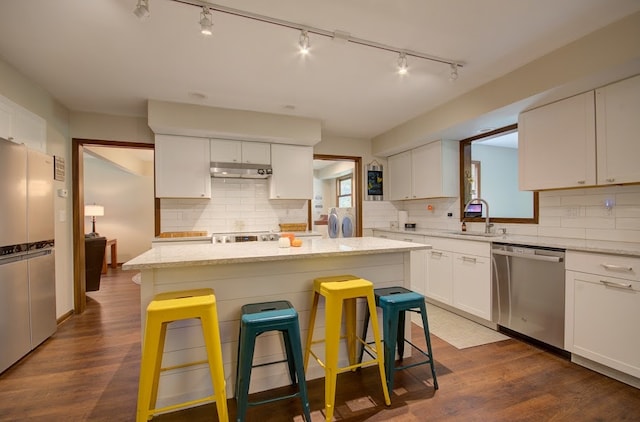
{"left": 424, "top": 236, "right": 490, "bottom": 257}
{"left": 566, "top": 251, "right": 640, "bottom": 282}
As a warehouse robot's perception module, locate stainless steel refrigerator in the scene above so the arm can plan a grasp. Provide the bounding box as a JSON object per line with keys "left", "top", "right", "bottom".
{"left": 0, "top": 137, "right": 56, "bottom": 374}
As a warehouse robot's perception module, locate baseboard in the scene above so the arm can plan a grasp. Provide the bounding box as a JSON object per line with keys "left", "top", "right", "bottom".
{"left": 572, "top": 355, "right": 640, "bottom": 390}
{"left": 56, "top": 309, "right": 74, "bottom": 325}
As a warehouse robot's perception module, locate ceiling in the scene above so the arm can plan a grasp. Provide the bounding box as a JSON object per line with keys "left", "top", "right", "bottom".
{"left": 1, "top": 0, "right": 639, "bottom": 140}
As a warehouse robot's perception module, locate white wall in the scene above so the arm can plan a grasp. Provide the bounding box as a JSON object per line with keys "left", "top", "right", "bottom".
{"left": 83, "top": 155, "right": 155, "bottom": 262}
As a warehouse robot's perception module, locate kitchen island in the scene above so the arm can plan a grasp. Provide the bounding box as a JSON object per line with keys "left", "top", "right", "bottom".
{"left": 123, "top": 236, "right": 429, "bottom": 411}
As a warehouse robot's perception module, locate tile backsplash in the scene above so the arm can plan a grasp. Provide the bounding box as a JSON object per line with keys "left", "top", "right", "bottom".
{"left": 161, "top": 178, "right": 640, "bottom": 243}
{"left": 365, "top": 184, "right": 640, "bottom": 243}
{"left": 160, "top": 178, "right": 308, "bottom": 234}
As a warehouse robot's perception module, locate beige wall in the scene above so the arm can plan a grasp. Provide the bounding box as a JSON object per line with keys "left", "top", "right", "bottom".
{"left": 148, "top": 99, "right": 322, "bottom": 146}
{"left": 70, "top": 111, "right": 153, "bottom": 143}
{"left": 372, "top": 11, "right": 640, "bottom": 156}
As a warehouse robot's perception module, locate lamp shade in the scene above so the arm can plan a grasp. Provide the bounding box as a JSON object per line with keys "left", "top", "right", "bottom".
{"left": 85, "top": 204, "right": 104, "bottom": 217}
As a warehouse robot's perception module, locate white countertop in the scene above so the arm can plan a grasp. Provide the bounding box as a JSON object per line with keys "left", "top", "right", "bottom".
{"left": 125, "top": 236, "right": 429, "bottom": 270}
{"left": 373, "top": 228, "right": 640, "bottom": 257}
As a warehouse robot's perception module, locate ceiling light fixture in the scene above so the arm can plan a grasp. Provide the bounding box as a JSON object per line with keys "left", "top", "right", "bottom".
{"left": 397, "top": 52, "right": 408, "bottom": 75}
{"left": 200, "top": 6, "right": 213, "bottom": 35}
{"left": 449, "top": 63, "right": 459, "bottom": 81}
{"left": 133, "top": 0, "right": 150, "bottom": 19}
{"left": 299, "top": 30, "right": 310, "bottom": 55}
{"left": 154, "top": 1, "right": 464, "bottom": 75}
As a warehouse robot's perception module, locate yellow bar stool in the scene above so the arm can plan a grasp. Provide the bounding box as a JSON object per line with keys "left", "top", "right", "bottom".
{"left": 137, "top": 288, "right": 228, "bottom": 422}
{"left": 304, "top": 276, "right": 391, "bottom": 421}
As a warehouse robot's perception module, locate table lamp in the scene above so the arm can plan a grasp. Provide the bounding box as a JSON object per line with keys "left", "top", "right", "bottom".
{"left": 85, "top": 204, "right": 104, "bottom": 235}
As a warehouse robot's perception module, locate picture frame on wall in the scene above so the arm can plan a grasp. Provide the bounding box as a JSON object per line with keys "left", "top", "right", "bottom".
{"left": 366, "top": 161, "right": 383, "bottom": 200}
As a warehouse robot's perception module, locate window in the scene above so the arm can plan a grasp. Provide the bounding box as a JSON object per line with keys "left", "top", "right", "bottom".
{"left": 459, "top": 124, "right": 538, "bottom": 223}
{"left": 337, "top": 175, "right": 352, "bottom": 208}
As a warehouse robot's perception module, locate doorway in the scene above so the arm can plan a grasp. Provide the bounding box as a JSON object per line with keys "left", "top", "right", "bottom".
{"left": 310, "top": 154, "right": 362, "bottom": 237}
{"left": 72, "top": 139, "right": 156, "bottom": 314}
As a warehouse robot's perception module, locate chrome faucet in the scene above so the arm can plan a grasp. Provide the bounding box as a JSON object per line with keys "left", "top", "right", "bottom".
{"left": 464, "top": 198, "right": 492, "bottom": 233}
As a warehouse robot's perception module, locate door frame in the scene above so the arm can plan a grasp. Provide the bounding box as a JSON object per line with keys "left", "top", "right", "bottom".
{"left": 71, "top": 139, "right": 156, "bottom": 314}
{"left": 310, "top": 154, "right": 363, "bottom": 237}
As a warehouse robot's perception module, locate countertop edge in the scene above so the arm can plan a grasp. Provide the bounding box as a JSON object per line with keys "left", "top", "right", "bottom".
{"left": 371, "top": 228, "right": 640, "bottom": 257}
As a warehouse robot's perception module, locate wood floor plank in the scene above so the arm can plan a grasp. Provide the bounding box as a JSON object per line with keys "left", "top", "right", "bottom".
{"left": 1, "top": 268, "right": 639, "bottom": 421}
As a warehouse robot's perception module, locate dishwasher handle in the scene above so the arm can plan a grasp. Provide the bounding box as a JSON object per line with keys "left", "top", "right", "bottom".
{"left": 492, "top": 249, "right": 564, "bottom": 263}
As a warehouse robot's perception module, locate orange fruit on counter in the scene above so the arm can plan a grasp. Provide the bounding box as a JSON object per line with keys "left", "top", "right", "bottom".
{"left": 291, "top": 238, "right": 303, "bottom": 247}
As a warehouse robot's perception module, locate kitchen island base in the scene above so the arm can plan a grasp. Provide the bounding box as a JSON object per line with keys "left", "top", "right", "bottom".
{"left": 125, "top": 238, "right": 427, "bottom": 412}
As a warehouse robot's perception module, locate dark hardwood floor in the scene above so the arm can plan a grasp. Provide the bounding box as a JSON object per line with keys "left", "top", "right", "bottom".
{"left": 1, "top": 268, "right": 639, "bottom": 421}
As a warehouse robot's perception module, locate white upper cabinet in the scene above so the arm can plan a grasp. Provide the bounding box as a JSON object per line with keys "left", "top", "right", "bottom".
{"left": 519, "top": 91, "right": 596, "bottom": 190}
{"left": 0, "top": 95, "right": 46, "bottom": 152}
{"left": 210, "top": 139, "right": 271, "bottom": 165}
{"left": 155, "top": 135, "right": 211, "bottom": 198}
{"left": 596, "top": 74, "right": 640, "bottom": 185}
{"left": 412, "top": 140, "right": 459, "bottom": 198}
{"left": 388, "top": 140, "right": 458, "bottom": 200}
{"left": 519, "top": 75, "right": 640, "bottom": 191}
{"left": 387, "top": 151, "right": 412, "bottom": 200}
{"left": 269, "top": 144, "right": 313, "bottom": 199}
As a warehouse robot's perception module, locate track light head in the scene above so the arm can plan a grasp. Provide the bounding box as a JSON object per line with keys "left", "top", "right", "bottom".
{"left": 200, "top": 6, "right": 213, "bottom": 35}
{"left": 299, "top": 30, "right": 310, "bottom": 55}
{"left": 397, "top": 53, "right": 408, "bottom": 75}
{"left": 449, "top": 63, "right": 459, "bottom": 81}
{"left": 133, "top": 0, "right": 150, "bottom": 19}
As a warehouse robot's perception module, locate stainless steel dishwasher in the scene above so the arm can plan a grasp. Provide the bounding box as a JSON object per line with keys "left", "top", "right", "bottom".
{"left": 491, "top": 243, "right": 566, "bottom": 349}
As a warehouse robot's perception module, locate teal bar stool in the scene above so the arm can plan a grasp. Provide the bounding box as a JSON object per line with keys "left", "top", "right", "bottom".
{"left": 359, "top": 286, "right": 438, "bottom": 393}
{"left": 235, "top": 300, "right": 311, "bottom": 422}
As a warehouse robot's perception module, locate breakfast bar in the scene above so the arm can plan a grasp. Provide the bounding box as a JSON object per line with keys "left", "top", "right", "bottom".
{"left": 123, "top": 236, "right": 429, "bottom": 411}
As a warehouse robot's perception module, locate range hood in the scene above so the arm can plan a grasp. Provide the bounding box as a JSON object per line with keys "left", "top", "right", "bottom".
{"left": 210, "top": 162, "right": 272, "bottom": 179}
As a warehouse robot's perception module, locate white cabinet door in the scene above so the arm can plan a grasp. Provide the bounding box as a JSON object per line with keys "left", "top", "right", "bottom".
{"left": 426, "top": 249, "right": 453, "bottom": 305}
{"left": 269, "top": 144, "right": 313, "bottom": 199}
{"left": 155, "top": 135, "right": 211, "bottom": 198}
{"left": 0, "top": 98, "right": 13, "bottom": 140}
{"left": 387, "top": 151, "right": 412, "bottom": 200}
{"left": 596, "top": 74, "right": 640, "bottom": 185}
{"left": 519, "top": 91, "right": 596, "bottom": 190}
{"left": 210, "top": 139, "right": 242, "bottom": 162}
{"left": 452, "top": 252, "right": 491, "bottom": 320}
{"left": 242, "top": 142, "right": 271, "bottom": 164}
{"left": 412, "top": 140, "right": 458, "bottom": 198}
{"left": 567, "top": 270, "right": 640, "bottom": 378}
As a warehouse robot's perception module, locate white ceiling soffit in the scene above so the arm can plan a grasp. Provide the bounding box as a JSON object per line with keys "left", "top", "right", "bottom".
{"left": 0, "top": 1, "right": 639, "bottom": 140}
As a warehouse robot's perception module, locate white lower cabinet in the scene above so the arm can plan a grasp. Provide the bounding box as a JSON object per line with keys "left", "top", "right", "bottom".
{"left": 426, "top": 248, "right": 453, "bottom": 305}
{"left": 565, "top": 251, "right": 640, "bottom": 380}
{"left": 372, "top": 230, "right": 426, "bottom": 294}
{"left": 452, "top": 251, "right": 491, "bottom": 320}
{"left": 374, "top": 232, "right": 491, "bottom": 320}
{"left": 424, "top": 236, "right": 491, "bottom": 320}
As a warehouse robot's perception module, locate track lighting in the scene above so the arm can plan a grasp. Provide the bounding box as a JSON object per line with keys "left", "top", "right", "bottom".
{"left": 133, "top": 0, "right": 150, "bottom": 19}
{"left": 449, "top": 63, "right": 459, "bottom": 81}
{"left": 200, "top": 6, "right": 213, "bottom": 35}
{"left": 299, "top": 30, "right": 310, "bottom": 55}
{"left": 397, "top": 53, "right": 408, "bottom": 75}
{"left": 141, "top": 1, "right": 464, "bottom": 77}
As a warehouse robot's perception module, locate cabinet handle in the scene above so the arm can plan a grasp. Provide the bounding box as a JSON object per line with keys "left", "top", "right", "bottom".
{"left": 379, "top": 235, "right": 388, "bottom": 238}
{"left": 577, "top": 180, "right": 586, "bottom": 184}
{"left": 460, "top": 256, "right": 477, "bottom": 263}
{"left": 403, "top": 238, "right": 414, "bottom": 242}
{"left": 606, "top": 178, "right": 615, "bottom": 183}
{"left": 600, "top": 263, "right": 633, "bottom": 272}
{"left": 431, "top": 251, "right": 443, "bottom": 258}
{"left": 600, "top": 280, "right": 632, "bottom": 289}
